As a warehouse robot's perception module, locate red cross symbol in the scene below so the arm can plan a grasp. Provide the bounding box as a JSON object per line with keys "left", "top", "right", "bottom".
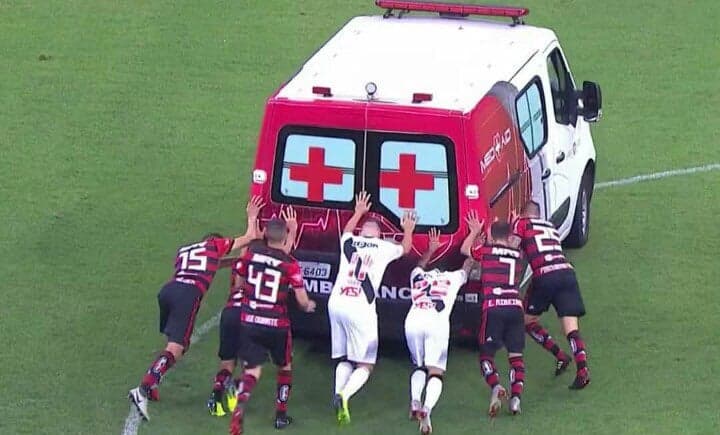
{"left": 288, "top": 147, "right": 344, "bottom": 202}
{"left": 380, "top": 154, "right": 435, "bottom": 208}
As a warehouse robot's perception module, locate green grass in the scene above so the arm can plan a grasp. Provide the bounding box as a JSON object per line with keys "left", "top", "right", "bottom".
{"left": 1, "top": 1, "right": 718, "bottom": 434}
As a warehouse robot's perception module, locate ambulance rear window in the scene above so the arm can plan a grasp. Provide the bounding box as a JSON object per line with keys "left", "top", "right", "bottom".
{"left": 272, "top": 127, "right": 458, "bottom": 232}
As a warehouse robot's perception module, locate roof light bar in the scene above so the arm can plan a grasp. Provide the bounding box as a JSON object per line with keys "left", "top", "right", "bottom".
{"left": 312, "top": 86, "right": 333, "bottom": 97}
{"left": 376, "top": 1, "right": 529, "bottom": 23}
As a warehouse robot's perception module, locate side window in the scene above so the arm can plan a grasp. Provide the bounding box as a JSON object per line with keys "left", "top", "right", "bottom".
{"left": 546, "top": 48, "right": 576, "bottom": 125}
{"left": 371, "top": 136, "right": 457, "bottom": 229}
{"left": 515, "top": 78, "right": 548, "bottom": 157}
{"left": 273, "top": 127, "right": 360, "bottom": 206}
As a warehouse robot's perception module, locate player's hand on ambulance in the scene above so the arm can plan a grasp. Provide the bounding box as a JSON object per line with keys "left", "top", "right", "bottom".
{"left": 281, "top": 206, "right": 298, "bottom": 233}
{"left": 465, "top": 210, "right": 484, "bottom": 235}
{"left": 305, "top": 299, "right": 317, "bottom": 313}
{"left": 428, "top": 227, "right": 441, "bottom": 252}
{"left": 401, "top": 210, "right": 417, "bottom": 233}
{"left": 354, "top": 191, "right": 372, "bottom": 215}
{"left": 246, "top": 195, "right": 265, "bottom": 220}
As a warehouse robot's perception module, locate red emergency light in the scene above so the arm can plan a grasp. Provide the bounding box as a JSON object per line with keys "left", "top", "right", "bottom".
{"left": 376, "top": 1, "right": 529, "bottom": 23}
{"left": 312, "top": 86, "right": 333, "bottom": 97}
{"left": 412, "top": 92, "right": 433, "bottom": 103}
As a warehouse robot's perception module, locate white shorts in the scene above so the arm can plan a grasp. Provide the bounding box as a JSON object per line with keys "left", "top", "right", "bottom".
{"left": 328, "top": 298, "right": 378, "bottom": 365}
{"left": 404, "top": 312, "right": 450, "bottom": 371}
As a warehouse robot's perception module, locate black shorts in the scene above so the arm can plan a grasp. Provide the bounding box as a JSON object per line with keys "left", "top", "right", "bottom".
{"left": 238, "top": 324, "right": 292, "bottom": 368}
{"left": 218, "top": 307, "right": 243, "bottom": 361}
{"left": 525, "top": 269, "right": 586, "bottom": 317}
{"left": 478, "top": 307, "right": 525, "bottom": 354}
{"left": 158, "top": 282, "right": 203, "bottom": 348}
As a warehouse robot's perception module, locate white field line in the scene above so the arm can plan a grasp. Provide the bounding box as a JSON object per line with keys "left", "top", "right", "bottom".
{"left": 122, "top": 162, "right": 719, "bottom": 435}
{"left": 595, "top": 163, "right": 720, "bottom": 190}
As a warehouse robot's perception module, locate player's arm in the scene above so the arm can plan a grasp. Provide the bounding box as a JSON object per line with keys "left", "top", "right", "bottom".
{"left": 280, "top": 206, "right": 298, "bottom": 254}
{"left": 400, "top": 210, "right": 417, "bottom": 255}
{"left": 230, "top": 196, "right": 265, "bottom": 251}
{"left": 343, "top": 191, "right": 371, "bottom": 234}
{"left": 417, "top": 227, "right": 441, "bottom": 269}
{"left": 460, "top": 210, "right": 485, "bottom": 257}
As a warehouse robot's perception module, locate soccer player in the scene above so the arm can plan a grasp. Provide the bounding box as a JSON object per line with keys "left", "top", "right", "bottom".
{"left": 128, "top": 196, "right": 265, "bottom": 421}
{"left": 208, "top": 207, "right": 299, "bottom": 417}
{"left": 329, "top": 191, "right": 416, "bottom": 425}
{"left": 512, "top": 200, "right": 590, "bottom": 389}
{"left": 461, "top": 213, "right": 526, "bottom": 416}
{"left": 405, "top": 228, "right": 474, "bottom": 435}
{"left": 229, "top": 218, "right": 316, "bottom": 435}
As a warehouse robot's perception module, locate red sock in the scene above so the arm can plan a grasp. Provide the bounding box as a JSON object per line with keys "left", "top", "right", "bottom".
{"left": 479, "top": 356, "right": 499, "bottom": 389}
{"left": 214, "top": 369, "right": 232, "bottom": 392}
{"left": 526, "top": 322, "right": 570, "bottom": 361}
{"left": 567, "top": 330, "right": 588, "bottom": 376}
{"left": 237, "top": 373, "right": 258, "bottom": 403}
{"left": 275, "top": 369, "right": 292, "bottom": 415}
{"left": 141, "top": 351, "right": 175, "bottom": 400}
{"left": 508, "top": 356, "right": 525, "bottom": 398}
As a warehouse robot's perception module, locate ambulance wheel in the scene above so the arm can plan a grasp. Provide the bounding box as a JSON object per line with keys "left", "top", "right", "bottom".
{"left": 565, "top": 171, "right": 592, "bottom": 248}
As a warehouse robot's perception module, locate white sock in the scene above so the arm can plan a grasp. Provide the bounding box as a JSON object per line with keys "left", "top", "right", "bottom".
{"left": 334, "top": 361, "right": 353, "bottom": 394}
{"left": 340, "top": 367, "right": 371, "bottom": 400}
{"left": 423, "top": 376, "right": 443, "bottom": 412}
{"left": 410, "top": 369, "right": 427, "bottom": 403}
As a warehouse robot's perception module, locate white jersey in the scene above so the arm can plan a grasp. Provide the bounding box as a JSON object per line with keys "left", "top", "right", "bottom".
{"left": 330, "top": 233, "right": 404, "bottom": 307}
{"left": 407, "top": 267, "right": 467, "bottom": 319}
{"left": 404, "top": 267, "right": 467, "bottom": 370}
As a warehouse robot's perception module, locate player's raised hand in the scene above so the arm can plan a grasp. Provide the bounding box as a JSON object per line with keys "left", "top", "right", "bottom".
{"left": 465, "top": 210, "right": 484, "bottom": 234}
{"left": 354, "top": 191, "right": 372, "bottom": 215}
{"left": 401, "top": 210, "right": 417, "bottom": 233}
{"left": 428, "top": 227, "right": 441, "bottom": 252}
{"left": 282, "top": 206, "right": 298, "bottom": 233}
{"left": 246, "top": 195, "right": 265, "bottom": 219}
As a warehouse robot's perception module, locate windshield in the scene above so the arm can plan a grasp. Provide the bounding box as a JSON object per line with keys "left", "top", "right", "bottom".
{"left": 272, "top": 126, "right": 458, "bottom": 231}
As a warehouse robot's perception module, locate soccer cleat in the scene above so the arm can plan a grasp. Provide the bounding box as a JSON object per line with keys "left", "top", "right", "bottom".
{"left": 229, "top": 401, "right": 245, "bottom": 435}
{"left": 274, "top": 413, "right": 294, "bottom": 430}
{"left": 208, "top": 389, "right": 227, "bottom": 417}
{"left": 569, "top": 371, "right": 591, "bottom": 390}
{"left": 129, "top": 387, "right": 150, "bottom": 421}
{"left": 333, "top": 393, "right": 351, "bottom": 425}
{"left": 419, "top": 407, "right": 432, "bottom": 435}
{"left": 555, "top": 357, "right": 572, "bottom": 377}
{"left": 488, "top": 385, "right": 507, "bottom": 418}
{"left": 509, "top": 396, "right": 521, "bottom": 415}
{"left": 409, "top": 400, "right": 423, "bottom": 421}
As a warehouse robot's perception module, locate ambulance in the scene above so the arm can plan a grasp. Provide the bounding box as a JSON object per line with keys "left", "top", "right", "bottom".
{"left": 248, "top": 1, "right": 603, "bottom": 338}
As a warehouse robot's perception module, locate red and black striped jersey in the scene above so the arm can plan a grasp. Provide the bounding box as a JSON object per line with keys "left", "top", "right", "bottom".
{"left": 171, "top": 237, "right": 234, "bottom": 294}
{"left": 513, "top": 218, "right": 573, "bottom": 277}
{"left": 236, "top": 241, "right": 304, "bottom": 329}
{"left": 226, "top": 259, "right": 244, "bottom": 308}
{"left": 472, "top": 244, "right": 525, "bottom": 310}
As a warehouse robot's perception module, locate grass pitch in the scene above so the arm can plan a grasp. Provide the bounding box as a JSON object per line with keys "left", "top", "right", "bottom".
{"left": 1, "top": 1, "right": 718, "bottom": 434}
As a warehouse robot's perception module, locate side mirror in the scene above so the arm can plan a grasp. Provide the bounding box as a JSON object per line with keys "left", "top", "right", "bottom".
{"left": 579, "top": 81, "right": 602, "bottom": 122}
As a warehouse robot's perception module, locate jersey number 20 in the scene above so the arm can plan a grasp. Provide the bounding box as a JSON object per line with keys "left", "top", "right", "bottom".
{"left": 248, "top": 266, "right": 281, "bottom": 303}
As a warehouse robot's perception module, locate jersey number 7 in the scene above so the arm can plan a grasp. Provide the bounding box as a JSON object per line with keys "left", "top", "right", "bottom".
{"left": 248, "top": 265, "right": 282, "bottom": 303}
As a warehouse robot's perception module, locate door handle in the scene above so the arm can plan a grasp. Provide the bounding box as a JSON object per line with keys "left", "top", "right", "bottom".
{"left": 556, "top": 152, "right": 566, "bottom": 163}
{"left": 542, "top": 168, "right": 551, "bottom": 180}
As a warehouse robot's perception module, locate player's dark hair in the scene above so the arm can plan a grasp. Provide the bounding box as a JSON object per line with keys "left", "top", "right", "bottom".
{"left": 265, "top": 219, "right": 287, "bottom": 243}
{"left": 202, "top": 232, "right": 224, "bottom": 240}
{"left": 490, "top": 222, "right": 511, "bottom": 240}
{"left": 521, "top": 201, "right": 541, "bottom": 217}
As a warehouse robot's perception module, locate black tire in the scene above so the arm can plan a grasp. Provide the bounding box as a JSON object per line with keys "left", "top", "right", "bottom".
{"left": 565, "top": 170, "right": 593, "bottom": 248}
